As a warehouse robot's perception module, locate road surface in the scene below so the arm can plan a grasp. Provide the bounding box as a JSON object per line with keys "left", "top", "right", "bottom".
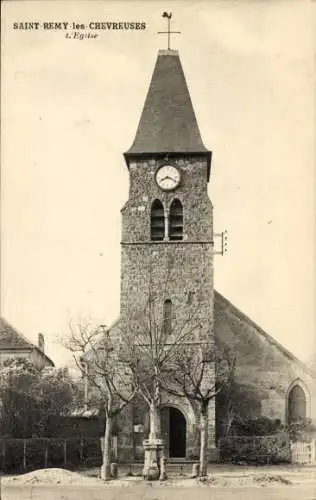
{"left": 1, "top": 484, "right": 315, "bottom": 500}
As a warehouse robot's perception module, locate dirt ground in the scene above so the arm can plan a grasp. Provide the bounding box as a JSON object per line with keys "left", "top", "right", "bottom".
{"left": 1, "top": 466, "right": 315, "bottom": 500}
{"left": 1, "top": 483, "right": 316, "bottom": 500}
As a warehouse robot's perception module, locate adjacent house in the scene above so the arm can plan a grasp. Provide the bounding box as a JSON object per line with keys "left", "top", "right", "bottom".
{"left": 0, "top": 317, "right": 54, "bottom": 369}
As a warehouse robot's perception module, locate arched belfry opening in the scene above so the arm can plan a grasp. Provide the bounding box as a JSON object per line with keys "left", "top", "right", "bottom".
{"left": 151, "top": 199, "right": 165, "bottom": 241}
{"left": 161, "top": 406, "right": 187, "bottom": 458}
{"left": 169, "top": 199, "right": 183, "bottom": 241}
{"left": 288, "top": 384, "right": 307, "bottom": 423}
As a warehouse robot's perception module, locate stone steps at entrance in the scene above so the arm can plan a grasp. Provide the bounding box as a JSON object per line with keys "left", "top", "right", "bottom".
{"left": 122, "top": 461, "right": 198, "bottom": 476}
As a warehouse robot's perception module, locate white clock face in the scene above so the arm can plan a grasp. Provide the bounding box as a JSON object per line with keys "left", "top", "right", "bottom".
{"left": 156, "top": 165, "right": 181, "bottom": 191}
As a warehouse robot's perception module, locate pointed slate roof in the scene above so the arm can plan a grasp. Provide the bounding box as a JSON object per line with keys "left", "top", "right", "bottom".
{"left": 0, "top": 316, "right": 54, "bottom": 366}
{"left": 125, "top": 50, "right": 210, "bottom": 157}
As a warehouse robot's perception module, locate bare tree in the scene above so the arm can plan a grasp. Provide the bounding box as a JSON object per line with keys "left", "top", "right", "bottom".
{"left": 165, "top": 342, "right": 236, "bottom": 477}
{"left": 63, "top": 321, "right": 137, "bottom": 481}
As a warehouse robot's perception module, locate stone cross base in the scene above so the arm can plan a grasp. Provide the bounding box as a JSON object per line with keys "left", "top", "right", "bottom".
{"left": 142, "top": 438, "right": 164, "bottom": 480}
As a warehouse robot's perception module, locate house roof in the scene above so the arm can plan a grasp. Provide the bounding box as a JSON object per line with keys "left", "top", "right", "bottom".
{"left": 0, "top": 317, "right": 34, "bottom": 349}
{"left": 125, "top": 50, "right": 210, "bottom": 158}
{"left": 0, "top": 316, "right": 54, "bottom": 366}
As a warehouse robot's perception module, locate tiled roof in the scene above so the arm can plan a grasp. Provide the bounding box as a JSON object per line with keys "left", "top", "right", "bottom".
{"left": 0, "top": 316, "right": 54, "bottom": 366}
{"left": 0, "top": 316, "right": 34, "bottom": 349}
{"left": 125, "top": 50, "right": 210, "bottom": 156}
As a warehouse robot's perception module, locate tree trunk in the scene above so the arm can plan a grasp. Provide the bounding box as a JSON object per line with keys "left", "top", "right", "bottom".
{"left": 100, "top": 414, "right": 112, "bottom": 481}
{"left": 225, "top": 408, "right": 234, "bottom": 437}
{"left": 142, "top": 401, "right": 162, "bottom": 481}
{"left": 149, "top": 394, "right": 167, "bottom": 480}
{"left": 142, "top": 384, "right": 165, "bottom": 481}
{"left": 149, "top": 400, "right": 161, "bottom": 440}
{"left": 199, "top": 402, "right": 209, "bottom": 477}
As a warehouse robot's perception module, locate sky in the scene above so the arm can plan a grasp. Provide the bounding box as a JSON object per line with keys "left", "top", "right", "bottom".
{"left": 1, "top": 0, "right": 315, "bottom": 367}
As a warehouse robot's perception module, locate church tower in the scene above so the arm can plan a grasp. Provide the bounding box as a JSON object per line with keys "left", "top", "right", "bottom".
{"left": 120, "top": 49, "right": 215, "bottom": 459}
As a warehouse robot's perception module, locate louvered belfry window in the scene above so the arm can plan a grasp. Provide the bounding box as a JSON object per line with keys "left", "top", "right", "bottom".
{"left": 169, "top": 199, "right": 183, "bottom": 241}
{"left": 151, "top": 199, "right": 165, "bottom": 241}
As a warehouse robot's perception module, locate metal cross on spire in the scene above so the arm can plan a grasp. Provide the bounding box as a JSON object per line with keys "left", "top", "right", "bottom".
{"left": 158, "top": 12, "right": 181, "bottom": 50}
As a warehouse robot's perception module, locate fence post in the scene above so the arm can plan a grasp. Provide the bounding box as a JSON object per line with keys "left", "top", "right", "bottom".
{"left": 23, "top": 440, "right": 27, "bottom": 470}
{"left": 64, "top": 439, "right": 67, "bottom": 466}
{"left": 80, "top": 438, "right": 84, "bottom": 462}
{"left": 44, "top": 446, "right": 48, "bottom": 468}
{"left": 0, "top": 440, "right": 1, "bottom": 472}
{"left": 311, "top": 439, "right": 316, "bottom": 464}
{"left": 1, "top": 441, "right": 5, "bottom": 471}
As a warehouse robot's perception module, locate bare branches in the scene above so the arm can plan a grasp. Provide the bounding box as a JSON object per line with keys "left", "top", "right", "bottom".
{"left": 116, "top": 254, "right": 219, "bottom": 417}
{"left": 166, "top": 343, "right": 236, "bottom": 406}
{"left": 63, "top": 320, "right": 137, "bottom": 418}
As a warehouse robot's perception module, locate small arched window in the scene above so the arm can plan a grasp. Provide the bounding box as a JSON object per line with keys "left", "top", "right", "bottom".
{"left": 151, "top": 199, "right": 165, "bottom": 241}
{"left": 288, "top": 385, "right": 307, "bottom": 423}
{"left": 169, "top": 199, "right": 183, "bottom": 241}
{"left": 163, "top": 299, "right": 172, "bottom": 336}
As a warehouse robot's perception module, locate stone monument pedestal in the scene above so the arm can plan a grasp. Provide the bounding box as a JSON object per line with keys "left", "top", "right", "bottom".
{"left": 142, "top": 438, "right": 164, "bottom": 480}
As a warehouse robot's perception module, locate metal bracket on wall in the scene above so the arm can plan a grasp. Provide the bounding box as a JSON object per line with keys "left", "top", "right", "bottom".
{"left": 213, "top": 230, "right": 228, "bottom": 255}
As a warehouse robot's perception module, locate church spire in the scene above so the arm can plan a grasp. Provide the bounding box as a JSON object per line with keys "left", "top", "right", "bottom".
{"left": 125, "top": 50, "right": 210, "bottom": 161}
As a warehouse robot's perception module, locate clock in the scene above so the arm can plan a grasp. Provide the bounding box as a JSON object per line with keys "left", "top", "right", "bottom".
{"left": 155, "top": 165, "right": 181, "bottom": 191}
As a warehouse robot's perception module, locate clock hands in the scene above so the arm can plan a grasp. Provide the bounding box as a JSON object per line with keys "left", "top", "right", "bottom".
{"left": 161, "top": 175, "right": 176, "bottom": 182}
{"left": 156, "top": 166, "right": 180, "bottom": 190}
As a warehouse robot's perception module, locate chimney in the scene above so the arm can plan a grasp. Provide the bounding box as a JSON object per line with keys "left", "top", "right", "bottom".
{"left": 38, "top": 333, "right": 45, "bottom": 353}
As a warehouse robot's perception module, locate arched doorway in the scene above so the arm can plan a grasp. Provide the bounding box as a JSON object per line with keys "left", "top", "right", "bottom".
{"left": 288, "top": 384, "right": 307, "bottom": 423}
{"left": 161, "top": 406, "right": 186, "bottom": 458}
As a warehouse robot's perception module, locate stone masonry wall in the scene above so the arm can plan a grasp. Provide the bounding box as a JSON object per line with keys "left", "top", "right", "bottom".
{"left": 215, "top": 292, "right": 315, "bottom": 437}
{"left": 120, "top": 156, "right": 214, "bottom": 344}
{"left": 121, "top": 156, "right": 212, "bottom": 243}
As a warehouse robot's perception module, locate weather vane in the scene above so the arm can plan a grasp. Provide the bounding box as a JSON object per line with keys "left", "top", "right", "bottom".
{"left": 158, "top": 12, "right": 181, "bottom": 51}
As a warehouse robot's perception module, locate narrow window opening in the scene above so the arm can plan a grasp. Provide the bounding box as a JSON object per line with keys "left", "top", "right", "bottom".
{"left": 151, "top": 199, "right": 165, "bottom": 241}
{"left": 163, "top": 299, "right": 172, "bottom": 336}
{"left": 169, "top": 199, "right": 183, "bottom": 241}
